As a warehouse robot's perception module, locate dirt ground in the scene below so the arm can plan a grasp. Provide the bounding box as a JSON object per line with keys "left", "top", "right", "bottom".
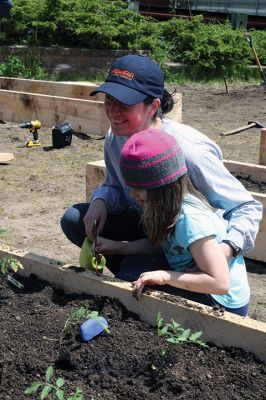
{"left": 0, "top": 83, "right": 266, "bottom": 322}
{"left": 0, "top": 274, "right": 265, "bottom": 400}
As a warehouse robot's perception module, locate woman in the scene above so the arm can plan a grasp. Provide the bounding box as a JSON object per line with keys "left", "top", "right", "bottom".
{"left": 61, "top": 54, "right": 262, "bottom": 274}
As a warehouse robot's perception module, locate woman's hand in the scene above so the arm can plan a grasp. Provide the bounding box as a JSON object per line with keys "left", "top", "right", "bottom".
{"left": 94, "top": 237, "right": 123, "bottom": 255}
{"left": 83, "top": 199, "right": 107, "bottom": 241}
{"left": 132, "top": 270, "right": 170, "bottom": 300}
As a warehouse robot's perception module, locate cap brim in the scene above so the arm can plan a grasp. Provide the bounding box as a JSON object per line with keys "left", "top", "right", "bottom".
{"left": 90, "top": 82, "right": 147, "bottom": 106}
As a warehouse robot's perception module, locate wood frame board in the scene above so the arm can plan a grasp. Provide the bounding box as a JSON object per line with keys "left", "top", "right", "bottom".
{"left": 0, "top": 244, "right": 265, "bottom": 363}
{"left": 0, "top": 89, "right": 109, "bottom": 135}
{"left": 0, "top": 77, "right": 104, "bottom": 101}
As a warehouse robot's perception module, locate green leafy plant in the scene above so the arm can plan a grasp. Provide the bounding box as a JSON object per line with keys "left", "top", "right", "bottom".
{"left": 0, "top": 256, "right": 24, "bottom": 289}
{"left": 149, "top": 313, "right": 208, "bottom": 379}
{"left": 0, "top": 54, "right": 47, "bottom": 79}
{"left": 157, "top": 312, "right": 208, "bottom": 348}
{"left": 63, "top": 306, "right": 110, "bottom": 335}
{"left": 2, "top": 0, "right": 266, "bottom": 82}
{"left": 24, "top": 365, "right": 84, "bottom": 399}
{"left": 0, "top": 256, "right": 23, "bottom": 275}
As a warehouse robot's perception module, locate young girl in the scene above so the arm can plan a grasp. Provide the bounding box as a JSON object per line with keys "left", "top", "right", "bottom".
{"left": 95, "top": 128, "right": 250, "bottom": 317}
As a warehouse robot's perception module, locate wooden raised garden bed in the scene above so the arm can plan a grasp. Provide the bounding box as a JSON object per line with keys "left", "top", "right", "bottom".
{"left": 0, "top": 244, "right": 265, "bottom": 398}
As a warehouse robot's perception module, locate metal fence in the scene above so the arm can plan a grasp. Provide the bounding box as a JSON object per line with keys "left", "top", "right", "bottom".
{"left": 169, "top": 0, "right": 266, "bottom": 16}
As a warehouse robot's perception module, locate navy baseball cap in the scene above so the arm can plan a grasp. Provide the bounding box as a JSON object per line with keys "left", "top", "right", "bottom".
{"left": 90, "top": 54, "right": 164, "bottom": 106}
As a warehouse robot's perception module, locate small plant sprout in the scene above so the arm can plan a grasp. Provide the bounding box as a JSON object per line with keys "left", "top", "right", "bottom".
{"left": 156, "top": 312, "right": 208, "bottom": 348}
{"left": 24, "top": 365, "right": 84, "bottom": 399}
{"left": 63, "top": 306, "right": 110, "bottom": 335}
{"left": 0, "top": 256, "right": 24, "bottom": 288}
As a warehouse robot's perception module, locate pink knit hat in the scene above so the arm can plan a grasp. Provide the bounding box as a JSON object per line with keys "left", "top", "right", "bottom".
{"left": 120, "top": 129, "right": 187, "bottom": 189}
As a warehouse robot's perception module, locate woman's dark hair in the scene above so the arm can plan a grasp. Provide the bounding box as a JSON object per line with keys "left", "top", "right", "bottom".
{"left": 144, "top": 89, "right": 175, "bottom": 120}
{"left": 141, "top": 175, "right": 208, "bottom": 245}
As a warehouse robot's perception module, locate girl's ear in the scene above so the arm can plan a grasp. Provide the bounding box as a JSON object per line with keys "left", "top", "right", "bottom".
{"left": 149, "top": 98, "right": 161, "bottom": 116}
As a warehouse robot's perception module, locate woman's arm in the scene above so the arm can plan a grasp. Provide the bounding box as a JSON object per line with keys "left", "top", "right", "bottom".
{"left": 132, "top": 236, "right": 230, "bottom": 300}
{"left": 95, "top": 236, "right": 163, "bottom": 256}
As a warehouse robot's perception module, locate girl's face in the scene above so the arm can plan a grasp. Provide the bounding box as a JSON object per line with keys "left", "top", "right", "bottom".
{"left": 104, "top": 95, "right": 160, "bottom": 137}
{"left": 130, "top": 187, "right": 147, "bottom": 205}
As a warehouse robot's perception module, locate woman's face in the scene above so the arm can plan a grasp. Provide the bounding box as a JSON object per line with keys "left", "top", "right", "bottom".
{"left": 130, "top": 187, "right": 147, "bottom": 205}
{"left": 104, "top": 95, "right": 160, "bottom": 137}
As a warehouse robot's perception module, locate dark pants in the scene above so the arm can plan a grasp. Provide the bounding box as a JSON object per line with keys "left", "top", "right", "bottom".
{"left": 61, "top": 203, "right": 145, "bottom": 275}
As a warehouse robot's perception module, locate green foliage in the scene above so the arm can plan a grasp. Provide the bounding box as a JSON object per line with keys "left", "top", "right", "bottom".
{"left": 159, "top": 16, "right": 251, "bottom": 79}
{"left": 0, "top": 229, "right": 7, "bottom": 237}
{"left": 0, "top": 54, "right": 47, "bottom": 79}
{"left": 0, "top": 256, "right": 23, "bottom": 275}
{"left": 24, "top": 365, "right": 84, "bottom": 399}
{"left": 1, "top": 0, "right": 266, "bottom": 82}
{"left": 156, "top": 312, "right": 208, "bottom": 348}
{"left": 63, "top": 306, "right": 110, "bottom": 335}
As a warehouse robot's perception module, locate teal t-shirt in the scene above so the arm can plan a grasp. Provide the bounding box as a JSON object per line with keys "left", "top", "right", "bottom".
{"left": 163, "top": 194, "right": 250, "bottom": 309}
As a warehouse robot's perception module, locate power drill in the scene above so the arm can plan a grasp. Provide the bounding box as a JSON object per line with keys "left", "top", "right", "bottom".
{"left": 19, "top": 120, "right": 42, "bottom": 147}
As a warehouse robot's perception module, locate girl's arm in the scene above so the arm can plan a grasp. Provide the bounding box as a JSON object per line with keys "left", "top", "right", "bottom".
{"left": 95, "top": 236, "right": 163, "bottom": 256}
{"left": 132, "top": 236, "right": 230, "bottom": 300}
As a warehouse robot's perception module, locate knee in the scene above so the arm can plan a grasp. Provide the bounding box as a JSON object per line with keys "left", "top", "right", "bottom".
{"left": 60, "top": 203, "right": 86, "bottom": 235}
{"left": 60, "top": 205, "right": 77, "bottom": 232}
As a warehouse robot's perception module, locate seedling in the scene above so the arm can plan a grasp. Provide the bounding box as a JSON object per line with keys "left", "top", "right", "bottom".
{"left": 149, "top": 313, "right": 208, "bottom": 383}
{"left": 24, "top": 365, "right": 84, "bottom": 399}
{"left": 63, "top": 306, "right": 110, "bottom": 335}
{"left": 157, "top": 312, "right": 208, "bottom": 348}
{"left": 0, "top": 256, "right": 24, "bottom": 288}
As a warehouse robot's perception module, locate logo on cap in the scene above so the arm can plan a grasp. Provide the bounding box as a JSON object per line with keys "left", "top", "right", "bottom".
{"left": 110, "top": 68, "right": 135, "bottom": 80}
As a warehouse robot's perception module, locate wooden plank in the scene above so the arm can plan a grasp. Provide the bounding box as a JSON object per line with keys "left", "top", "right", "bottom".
{"left": 86, "top": 159, "right": 266, "bottom": 262}
{"left": 224, "top": 159, "right": 266, "bottom": 182}
{"left": 86, "top": 160, "right": 106, "bottom": 201}
{"left": 0, "top": 77, "right": 104, "bottom": 101}
{"left": 0, "top": 89, "right": 109, "bottom": 136}
{"left": 248, "top": 192, "right": 266, "bottom": 262}
{"left": 0, "top": 244, "right": 265, "bottom": 363}
{"left": 259, "top": 128, "right": 266, "bottom": 166}
{"left": 0, "top": 152, "right": 14, "bottom": 163}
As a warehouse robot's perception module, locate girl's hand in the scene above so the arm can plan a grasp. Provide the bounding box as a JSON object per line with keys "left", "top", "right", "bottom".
{"left": 132, "top": 270, "right": 170, "bottom": 300}
{"left": 94, "top": 236, "right": 122, "bottom": 255}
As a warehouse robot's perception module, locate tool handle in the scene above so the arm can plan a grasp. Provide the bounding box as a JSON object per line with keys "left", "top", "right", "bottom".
{"left": 220, "top": 123, "right": 255, "bottom": 137}
{"left": 245, "top": 33, "right": 266, "bottom": 85}
{"left": 245, "top": 33, "right": 252, "bottom": 48}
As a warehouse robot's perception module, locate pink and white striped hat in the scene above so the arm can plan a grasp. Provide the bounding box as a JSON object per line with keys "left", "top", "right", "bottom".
{"left": 120, "top": 129, "right": 187, "bottom": 189}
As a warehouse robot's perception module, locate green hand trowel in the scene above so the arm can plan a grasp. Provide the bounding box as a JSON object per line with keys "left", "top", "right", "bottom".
{"left": 79, "top": 229, "right": 106, "bottom": 274}
{"left": 79, "top": 237, "right": 94, "bottom": 271}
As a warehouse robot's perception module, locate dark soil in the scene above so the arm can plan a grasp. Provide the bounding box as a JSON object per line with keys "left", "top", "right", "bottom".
{"left": 0, "top": 274, "right": 265, "bottom": 400}
{"left": 232, "top": 173, "right": 266, "bottom": 194}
